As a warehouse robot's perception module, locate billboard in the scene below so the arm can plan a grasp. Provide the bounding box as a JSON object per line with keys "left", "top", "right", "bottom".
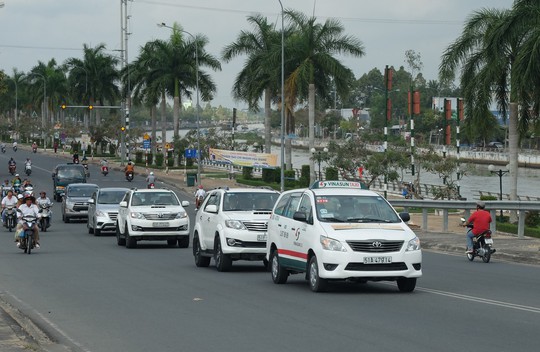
{"left": 209, "top": 148, "right": 277, "bottom": 168}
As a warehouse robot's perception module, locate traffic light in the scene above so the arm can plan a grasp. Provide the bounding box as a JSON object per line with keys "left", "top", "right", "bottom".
{"left": 61, "top": 104, "right": 67, "bottom": 110}
{"left": 120, "top": 126, "right": 126, "bottom": 132}
{"left": 88, "top": 105, "right": 94, "bottom": 110}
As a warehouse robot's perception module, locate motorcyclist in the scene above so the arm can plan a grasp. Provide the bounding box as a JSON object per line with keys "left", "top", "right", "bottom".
{"left": 17, "top": 194, "right": 41, "bottom": 248}
{"left": 36, "top": 191, "right": 52, "bottom": 228}
{"left": 1, "top": 190, "right": 18, "bottom": 226}
{"left": 146, "top": 171, "right": 156, "bottom": 187}
{"left": 124, "top": 161, "right": 135, "bottom": 178}
{"left": 463, "top": 201, "right": 492, "bottom": 254}
{"left": 1, "top": 142, "right": 5, "bottom": 152}
{"left": 31, "top": 141, "right": 38, "bottom": 151}
{"left": 25, "top": 158, "right": 32, "bottom": 171}
{"left": 11, "top": 174, "right": 22, "bottom": 192}
{"left": 12, "top": 141, "right": 17, "bottom": 150}
{"left": 195, "top": 185, "right": 206, "bottom": 209}
{"left": 21, "top": 179, "right": 34, "bottom": 196}
{"left": 73, "top": 152, "right": 79, "bottom": 164}
{"left": 8, "top": 157, "right": 16, "bottom": 172}
{"left": 1, "top": 179, "right": 13, "bottom": 197}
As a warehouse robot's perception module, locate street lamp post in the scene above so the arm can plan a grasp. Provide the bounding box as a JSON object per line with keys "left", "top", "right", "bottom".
{"left": 278, "top": 0, "right": 285, "bottom": 192}
{"left": 31, "top": 72, "right": 46, "bottom": 144}
{"left": 158, "top": 23, "right": 201, "bottom": 186}
{"left": 310, "top": 147, "right": 328, "bottom": 181}
{"left": 488, "top": 164, "right": 510, "bottom": 221}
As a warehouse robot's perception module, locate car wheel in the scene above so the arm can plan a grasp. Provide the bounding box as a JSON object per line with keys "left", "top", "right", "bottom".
{"left": 87, "top": 220, "right": 94, "bottom": 234}
{"left": 94, "top": 228, "right": 101, "bottom": 236}
{"left": 125, "top": 223, "right": 137, "bottom": 248}
{"left": 116, "top": 223, "right": 126, "bottom": 246}
{"left": 167, "top": 239, "right": 178, "bottom": 247}
{"left": 63, "top": 212, "right": 70, "bottom": 223}
{"left": 214, "top": 237, "right": 232, "bottom": 272}
{"left": 193, "top": 237, "right": 211, "bottom": 267}
{"left": 397, "top": 278, "right": 417, "bottom": 292}
{"left": 178, "top": 236, "right": 189, "bottom": 248}
{"left": 308, "top": 256, "right": 328, "bottom": 292}
{"left": 270, "top": 249, "right": 289, "bottom": 284}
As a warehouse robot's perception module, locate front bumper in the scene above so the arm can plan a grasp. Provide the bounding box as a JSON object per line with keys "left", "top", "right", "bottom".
{"left": 128, "top": 218, "right": 189, "bottom": 240}
{"left": 221, "top": 229, "right": 267, "bottom": 255}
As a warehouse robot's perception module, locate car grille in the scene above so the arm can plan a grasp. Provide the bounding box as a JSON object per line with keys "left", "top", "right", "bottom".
{"left": 345, "top": 262, "right": 408, "bottom": 271}
{"left": 238, "top": 241, "right": 266, "bottom": 248}
{"left": 242, "top": 221, "right": 267, "bottom": 232}
{"left": 143, "top": 213, "right": 177, "bottom": 220}
{"left": 108, "top": 212, "right": 118, "bottom": 221}
{"left": 346, "top": 240, "right": 404, "bottom": 253}
{"left": 73, "top": 202, "right": 89, "bottom": 211}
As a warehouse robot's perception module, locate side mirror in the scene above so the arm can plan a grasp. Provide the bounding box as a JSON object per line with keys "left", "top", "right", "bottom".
{"left": 119, "top": 201, "right": 127, "bottom": 208}
{"left": 399, "top": 212, "right": 410, "bottom": 222}
{"left": 205, "top": 204, "right": 218, "bottom": 213}
{"left": 293, "top": 211, "right": 307, "bottom": 222}
{"left": 181, "top": 200, "right": 189, "bottom": 207}
{"left": 88, "top": 199, "right": 95, "bottom": 204}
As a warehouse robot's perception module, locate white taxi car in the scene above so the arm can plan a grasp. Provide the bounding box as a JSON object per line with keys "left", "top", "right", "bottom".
{"left": 266, "top": 181, "right": 422, "bottom": 292}
{"left": 192, "top": 188, "right": 280, "bottom": 272}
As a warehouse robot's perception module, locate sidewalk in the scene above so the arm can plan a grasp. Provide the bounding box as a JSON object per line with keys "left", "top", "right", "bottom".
{"left": 1, "top": 146, "right": 538, "bottom": 352}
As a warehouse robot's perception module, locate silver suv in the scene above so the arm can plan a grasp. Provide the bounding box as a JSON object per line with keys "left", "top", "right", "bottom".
{"left": 87, "top": 187, "right": 129, "bottom": 236}
{"left": 116, "top": 188, "right": 190, "bottom": 248}
{"left": 61, "top": 183, "right": 99, "bottom": 223}
{"left": 192, "top": 188, "right": 279, "bottom": 271}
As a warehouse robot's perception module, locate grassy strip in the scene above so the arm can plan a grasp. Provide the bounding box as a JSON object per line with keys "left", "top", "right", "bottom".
{"left": 496, "top": 222, "right": 540, "bottom": 238}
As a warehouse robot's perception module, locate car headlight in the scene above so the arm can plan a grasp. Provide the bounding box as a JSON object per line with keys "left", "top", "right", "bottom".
{"left": 406, "top": 237, "right": 421, "bottom": 251}
{"left": 95, "top": 210, "right": 106, "bottom": 217}
{"left": 320, "top": 235, "right": 347, "bottom": 252}
{"left": 130, "top": 212, "right": 145, "bottom": 219}
{"left": 225, "top": 220, "right": 247, "bottom": 230}
{"left": 175, "top": 211, "right": 187, "bottom": 219}
{"left": 65, "top": 200, "right": 75, "bottom": 207}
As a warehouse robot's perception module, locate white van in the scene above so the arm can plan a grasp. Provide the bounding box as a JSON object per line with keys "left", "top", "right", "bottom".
{"left": 266, "top": 181, "right": 422, "bottom": 292}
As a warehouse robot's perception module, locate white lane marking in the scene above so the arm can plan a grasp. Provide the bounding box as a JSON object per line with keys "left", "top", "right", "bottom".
{"left": 416, "top": 286, "right": 540, "bottom": 314}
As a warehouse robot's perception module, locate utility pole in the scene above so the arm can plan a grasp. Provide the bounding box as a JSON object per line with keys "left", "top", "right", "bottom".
{"left": 120, "top": 0, "right": 131, "bottom": 164}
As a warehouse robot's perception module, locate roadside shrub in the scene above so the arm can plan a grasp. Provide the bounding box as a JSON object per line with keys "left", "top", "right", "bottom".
{"left": 284, "top": 169, "right": 296, "bottom": 188}
{"left": 155, "top": 153, "right": 164, "bottom": 167}
{"left": 262, "top": 168, "right": 275, "bottom": 183}
{"left": 299, "top": 165, "right": 310, "bottom": 187}
{"left": 135, "top": 151, "right": 143, "bottom": 164}
{"left": 167, "top": 150, "right": 174, "bottom": 167}
{"left": 273, "top": 167, "right": 282, "bottom": 183}
{"left": 525, "top": 211, "right": 540, "bottom": 227}
{"left": 243, "top": 166, "right": 253, "bottom": 180}
{"left": 147, "top": 153, "right": 153, "bottom": 165}
{"left": 480, "top": 195, "right": 498, "bottom": 201}
{"left": 325, "top": 167, "right": 338, "bottom": 181}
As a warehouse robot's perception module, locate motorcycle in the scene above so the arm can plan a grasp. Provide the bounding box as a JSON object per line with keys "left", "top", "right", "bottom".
{"left": 5, "top": 205, "right": 17, "bottom": 232}
{"left": 462, "top": 218, "right": 496, "bottom": 263}
{"left": 195, "top": 195, "right": 204, "bottom": 210}
{"left": 13, "top": 145, "right": 17, "bottom": 152}
{"left": 18, "top": 213, "right": 38, "bottom": 254}
{"left": 38, "top": 203, "right": 53, "bottom": 232}
{"left": 126, "top": 171, "right": 134, "bottom": 182}
{"left": 101, "top": 166, "right": 109, "bottom": 176}
{"left": 1, "top": 145, "right": 5, "bottom": 153}
{"left": 83, "top": 164, "right": 90, "bottom": 178}
{"left": 9, "top": 164, "right": 16, "bottom": 175}
{"left": 25, "top": 163, "right": 32, "bottom": 176}
{"left": 147, "top": 182, "right": 155, "bottom": 189}
{"left": 32, "top": 147, "right": 37, "bottom": 153}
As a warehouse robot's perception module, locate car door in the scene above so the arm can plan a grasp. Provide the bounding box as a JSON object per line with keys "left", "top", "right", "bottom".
{"left": 118, "top": 192, "right": 131, "bottom": 232}
{"left": 88, "top": 191, "right": 97, "bottom": 227}
{"left": 200, "top": 191, "right": 221, "bottom": 250}
{"left": 271, "top": 192, "right": 303, "bottom": 264}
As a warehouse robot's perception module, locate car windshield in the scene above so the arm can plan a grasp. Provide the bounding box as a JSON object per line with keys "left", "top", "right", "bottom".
{"left": 57, "top": 167, "right": 85, "bottom": 178}
{"left": 315, "top": 195, "right": 401, "bottom": 223}
{"left": 223, "top": 192, "right": 279, "bottom": 211}
{"left": 131, "top": 192, "right": 179, "bottom": 206}
{"left": 68, "top": 186, "right": 98, "bottom": 197}
{"left": 98, "top": 191, "right": 127, "bottom": 204}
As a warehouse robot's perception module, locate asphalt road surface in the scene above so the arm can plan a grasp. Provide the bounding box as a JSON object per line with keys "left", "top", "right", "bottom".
{"left": 1, "top": 150, "right": 539, "bottom": 352}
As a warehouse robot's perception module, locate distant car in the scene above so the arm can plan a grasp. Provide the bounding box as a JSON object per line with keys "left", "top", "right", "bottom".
{"left": 192, "top": 188, "right": 280, "bottom": 271}
{"left": 87, "top": 187, "right": 130, "bottom": 236}
{"left": 115, "top": 188, "right": 190, "bottom": 248}
{"left": 487, "top": 141, "right": 504, "bottom": 150}
{"left": 52, "top": 163, "right": 87, "bottom": 201}
{"left": 61, "top": 183, "right": 99, "bottom": 223}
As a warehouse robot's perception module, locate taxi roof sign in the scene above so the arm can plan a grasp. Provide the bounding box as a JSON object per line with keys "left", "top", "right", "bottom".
{"left": 310, "top": 180, "right": 368, "bottom": 189}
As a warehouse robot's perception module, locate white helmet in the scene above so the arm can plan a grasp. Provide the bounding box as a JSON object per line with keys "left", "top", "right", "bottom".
{"left": 150, "top": 172, "right": 154, "bottom": 175}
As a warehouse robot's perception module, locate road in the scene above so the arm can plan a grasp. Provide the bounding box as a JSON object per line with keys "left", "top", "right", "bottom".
{"left": 1, "top": 150, "right": 539, "bottom": 352}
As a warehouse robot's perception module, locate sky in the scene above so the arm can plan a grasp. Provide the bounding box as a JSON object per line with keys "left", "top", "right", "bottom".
{"left": 0, "top": 0, "right": 515, "bottom": 109}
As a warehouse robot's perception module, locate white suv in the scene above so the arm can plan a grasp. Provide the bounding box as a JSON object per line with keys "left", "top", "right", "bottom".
{"left": 266, "top": 181, "right": 422, "bottom": 292}
{"left": 116, "top": 188, "right": 190, "bottom": 248}
{"left": 192, "top": 188, "right": 280, "bottom": 271}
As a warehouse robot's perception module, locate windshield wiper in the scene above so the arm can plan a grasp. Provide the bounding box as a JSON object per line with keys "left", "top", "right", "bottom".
{"left": 346, "top": 217, "right": 392, "bottom": 223}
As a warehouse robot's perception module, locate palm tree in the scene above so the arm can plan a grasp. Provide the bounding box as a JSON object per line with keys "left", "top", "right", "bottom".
{"left": 439, "top": 6, "right": 524, "bottom": 204}
{"left": 283, "top": 10, "right": 365, "bottom": 182}
{"left": 222, "top": 14, "right": 283, "bottom": 154}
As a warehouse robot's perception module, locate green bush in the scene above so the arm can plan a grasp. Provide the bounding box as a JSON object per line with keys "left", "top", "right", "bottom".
{"left": 147, "top": 153, "right": 153, "bottom": 165}
{"left": 135, "top": 151, "right": 143, "bottom": 164}
{"left": 262, "top": 168, "right": 276, "bottom": 183}
{"left": 167, "top": 151, "right": 174, "bottom": 167}
{"left": 525, "top": 211, "right": 540, "bottom": 227}
{"left": 496, "top": 221, "right": 540, "bottom": 238}
{"left": 480, "top": 195, "right": 498, "bottom": 201}
{"left": 325, "top": 167, "right": 338, "bottom": 181}
{"left": 273, "top": 167, "right": 282, "bottom": 183}
{"left": 108, "top": 143, "right": 116, "bottom": 155}
{"left": 155, "top": 153, "right": 164, "bottom": 167}
{"left": 243, "top": 166, "right": 253, "bottom": 180}
{"left": 284, "top": 169, "right": 296, "bottom": 188}
{"left": 299, "top": 165, "right": 310, "bottom": 187}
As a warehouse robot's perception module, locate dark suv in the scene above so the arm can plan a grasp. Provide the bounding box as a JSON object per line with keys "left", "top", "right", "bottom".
{"left": 52, "top": 163, "right": 87, "bottom": 201}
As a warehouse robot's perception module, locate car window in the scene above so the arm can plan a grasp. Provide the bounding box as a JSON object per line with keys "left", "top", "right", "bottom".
{"left": 298, "top": 195, "right": 313, "bottom": 222}
{"left": 98, "top": 191, "right": 127, "bottom": 204}
{"left": 68, "top": 186, "right": 98, "bottom": 197}
{"left": 283, "top": 194, "right": 302, "bottom": 219}
{"left": 57, "top": 167, "right": 85, "bottom": 178}
{"left": 204, "top": 192, "right": 220, "bottom": 211}
{"left": 274, "top": 192, "right": 302, "bottom": 216}
{"left": 223, "top": 192, "right": 278, "bottom": 211}
{"left": 315, "top": 195, "right": 400, "bottom": 223}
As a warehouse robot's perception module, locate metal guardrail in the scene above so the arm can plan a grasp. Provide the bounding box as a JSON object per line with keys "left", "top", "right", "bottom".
{"left": 389, "top": 199, "right": 540, "bottom": 239}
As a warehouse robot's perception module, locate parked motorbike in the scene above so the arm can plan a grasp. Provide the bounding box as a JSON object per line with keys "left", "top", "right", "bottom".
{"left": 126, "top": 171, "right": 134, "bottom": 182}
{"left": 38, "top": 203, "right": 53, "bottom": 232}
{"left": 9, "top": 165, "right": 16, "bottom": 175}
{"left": 18, "top": 213, "right": 38, "bottom": 254}
{"left": 101, "top": 166, "right": 109, "bottom": 176}
{"left": 5, "top": 205, "right": 17, "bottom": 232}
{"left": 462, "top": 218, "right": 496, "bottom": 263}
{"left": 25, "top": 164, "right": 32, "bottom": 176}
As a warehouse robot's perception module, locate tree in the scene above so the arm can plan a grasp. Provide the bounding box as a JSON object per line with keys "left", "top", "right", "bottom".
{"left": 283, "top": 10, "right": 365, "bottom": 183}
{"left": 222, "top": 14, "right": 282, "bottom": 154}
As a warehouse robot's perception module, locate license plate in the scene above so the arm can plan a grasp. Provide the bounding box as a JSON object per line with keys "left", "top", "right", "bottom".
{"left": 485, "top": 238, "right": 493, "bottom": 244}
{"left": 363, "top": 256, "right": 392, "bottom": 264}
{"left": 257, "top": 234, "right": 267, "bottom": 241}
{"left": 152, "top": 222, "right": 169, "bottom": 227}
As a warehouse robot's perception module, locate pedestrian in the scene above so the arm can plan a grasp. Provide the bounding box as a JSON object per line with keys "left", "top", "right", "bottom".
{"left": 53, "top": 141, "right": 58, "bottom": 153}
